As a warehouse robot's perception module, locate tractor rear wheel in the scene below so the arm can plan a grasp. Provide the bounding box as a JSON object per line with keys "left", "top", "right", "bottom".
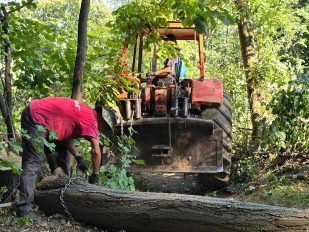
{"left": 199, "top": 92, "right": 233, "bottom": 188}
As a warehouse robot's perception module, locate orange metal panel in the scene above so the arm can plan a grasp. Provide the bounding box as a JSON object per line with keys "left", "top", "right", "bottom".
{"left": 191, "top": 79, "right": 223, "bottom": 104}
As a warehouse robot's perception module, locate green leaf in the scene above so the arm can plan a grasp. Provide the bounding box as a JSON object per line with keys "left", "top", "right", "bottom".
{"left": 8, "top": 139, "right": 23, "bottom": 153}
{"left": 16, "top": 215, "right": 31, "bottom": 227}
{"left": 100, "top": 166, "right": 107, "bottom": 173}
{"left": 36, "top": 125, "right": 46, "bottom": 133}
{"left": 132, "top": 159, "right": 144, "bottom": 165}
{"left": 48, "top": 130, "right": 57, "bottom": 140}
{"left": 1, "top": 34, "right": 9, "bottom": 39}
{"left": 0, "top": 158, "right": 22, "bottom": 175}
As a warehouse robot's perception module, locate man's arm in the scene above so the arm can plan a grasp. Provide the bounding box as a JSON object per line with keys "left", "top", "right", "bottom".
{"left": 154, "top": 66, "right": 172, "bottom": 76}
{"left": 88, "top": 137, "right": 101, "bottom": 174}
{"left": 65, "top": 139, "right": 80, "bottom": 157}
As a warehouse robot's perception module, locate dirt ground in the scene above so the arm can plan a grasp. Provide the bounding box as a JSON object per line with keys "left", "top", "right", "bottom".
{"left": 0, "top": 211, "right": 110, "bottom": 232}
{"left": 0, "top": 209, "right": 127, "bottom": 232}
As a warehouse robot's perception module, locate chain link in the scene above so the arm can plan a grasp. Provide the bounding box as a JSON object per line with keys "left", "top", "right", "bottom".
{"left": 59, "top": 171, "right": 87, "bottom": 221}
{"left": 59, "top": 176, "right": 76, "bottom": 221}
{"left": 120, "top": 118, "right": 124, "bottom": 136}
{"left": 130, "top": 110, "right": 135, "bottom": 127}
{"left": 168, "top": 114, "right": 173, "bottom": 155}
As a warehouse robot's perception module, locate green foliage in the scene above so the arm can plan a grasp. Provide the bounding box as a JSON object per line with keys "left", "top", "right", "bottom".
{"left": 84, "top": 75, "right": 138, "bottom": 107}
{"left": 0, "top": 215, "right": 32, "bottom": 227}
{"left": 231, "top": 150, "right": 309, "bottom": 208}
{"left": 0, "top": 142, "right": 22, "bottom": 175}
{"left": 202, "top": 0, "right": 308, "bottom": 153}
{"left": 98, "top": 128, "right": 139, "bottom": 191}
{"left": 21, "top": 125, "right": 57, "bottom": 154}
{"left": 262, "top": 72, "right": 309, "bottom": 152}
{"left": 232, "top": 155, "right": 259, "bottom": 183}
{"left": 74, "top": 127, "right": 140, "bottom": 191}
{"left": 7, "top": 140, "right": 23, "bottom": 154}
{"left": 7, "top": 5, "right": 74, "bottom": 98}
{"left": 109, "top": 0, "right": 234, "bottom": 43}
{"left": 1, "top": 0, "right": 112, "bottom": 104}
{"left": 0, "top": 186, "right": 8, "bottom": 200}
{"left": 261, "top": 182, "right": 309, "bottom": 208}
{"left": 100, "top": 0, "right": 234, "bottom": 79}
{"left": 0, "top": 158, "right": 22, "bottom": 175}
{"left": 237, "top": 175, "right": 309, "bottom": 209}
{"left": 1, "top": 0, "right": 35, "bottom": 12}
{"left": 0, "top": 126, "right": 56, "bottom": 174}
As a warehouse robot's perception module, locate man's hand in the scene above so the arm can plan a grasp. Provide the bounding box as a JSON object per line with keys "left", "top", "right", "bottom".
{"left": 75, "top": 156, "right": 88, "bottom": 172}
{"left": 88, "top": 173, "right": 99, "bottom": 184}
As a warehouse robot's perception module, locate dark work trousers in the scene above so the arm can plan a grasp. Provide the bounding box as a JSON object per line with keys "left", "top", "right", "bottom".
{"left": 16, "top": 106, "right": 69, "bottom": 216}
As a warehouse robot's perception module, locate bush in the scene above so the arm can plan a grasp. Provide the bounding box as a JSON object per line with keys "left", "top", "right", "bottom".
{"left": 98, "top": 128, "right": 143, "bottom": 191}
{"left": 263, "top": 72, "right": 309, "bottom": 152}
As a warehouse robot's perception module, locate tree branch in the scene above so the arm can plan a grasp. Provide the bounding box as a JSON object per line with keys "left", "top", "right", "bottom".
{"left": 0, "top": 0, "right": 34, "bottom": 23}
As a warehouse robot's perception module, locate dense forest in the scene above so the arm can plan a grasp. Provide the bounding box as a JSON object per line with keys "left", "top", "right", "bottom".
{"left": 0, "top": 0, "right": 308, "bottom": 229}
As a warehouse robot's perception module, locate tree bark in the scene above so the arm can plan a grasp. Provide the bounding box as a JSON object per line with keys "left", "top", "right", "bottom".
{"left": 1, "top": 6, "right": 17, "bottom": 140}
{"left": 35, "top": 176, "right": 309, "bottom": 232}
{"left": 236, "top": 0, "right": 264, "bottom": 140}
{"left": 71, "top": 0, "right": 90, "bottom": 101}
{"left": 0, "top": 93, "right": 14, "bottom": 139}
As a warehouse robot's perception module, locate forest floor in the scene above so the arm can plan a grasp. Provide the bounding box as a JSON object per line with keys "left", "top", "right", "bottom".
{"left": 228, "top": 151, "right": 309, "bottom": 209}
{"left": 0, "top": 211, "right": 111, "bottom": 232}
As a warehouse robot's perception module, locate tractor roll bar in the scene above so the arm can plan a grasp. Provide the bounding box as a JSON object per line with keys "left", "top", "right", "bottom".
{"left": 121, "top": 22, "right": 206, "bottom": 79}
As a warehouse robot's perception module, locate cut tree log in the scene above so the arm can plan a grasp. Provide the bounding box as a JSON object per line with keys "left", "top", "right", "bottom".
{"left": 0, "top": 150, "right": 21, "bottom": 202}
{"left": 35, "top": 175, "right": 309, "bottom": 232}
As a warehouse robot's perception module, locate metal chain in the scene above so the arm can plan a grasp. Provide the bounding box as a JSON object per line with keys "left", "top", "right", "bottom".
{"left": 59, "top": 176, "right": 76, "bottom": 221}
{"left": 4, "top": 182, "right": 19, "bottom": 202}
{"left": 59, "top": 171, "right": 87, "bottom": 221}
{"left": 130, "top": 110, "right": 135, "bottom": 127}
{"left": 120, "top": 118, "right": 124, "bottom": 136}
{"left": 168, "top": 114, "right": 173, "bottom": 155}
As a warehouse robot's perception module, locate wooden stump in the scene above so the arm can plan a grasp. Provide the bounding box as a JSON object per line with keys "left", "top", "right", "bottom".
{"left": 0, "top": 150, "right": 21, "bottom": 202}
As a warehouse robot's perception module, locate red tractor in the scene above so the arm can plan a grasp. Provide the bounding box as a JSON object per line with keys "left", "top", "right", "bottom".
{"left": 116, "top": 21, "right": 232, "bottom": 193}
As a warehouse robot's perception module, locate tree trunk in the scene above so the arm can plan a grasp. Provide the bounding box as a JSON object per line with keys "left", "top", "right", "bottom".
{"left": 236, "top": 0, "right": 264, "bottom": 140}
{"left": 1, "top": 7, "right": 17, "bottom": 140}
{"left": 35, "top": 176, "right": 309, "bottom": 232}
{"left": 71, "top": 0, "right": 90, "bottom": 101}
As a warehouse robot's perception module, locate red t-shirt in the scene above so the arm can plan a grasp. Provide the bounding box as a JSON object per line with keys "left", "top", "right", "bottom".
{"left": 30, "top": 97, "right": 98, "bottom": 140}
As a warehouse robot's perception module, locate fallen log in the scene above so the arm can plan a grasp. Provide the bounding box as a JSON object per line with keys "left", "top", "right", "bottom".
{"left": 35, "top": 176, "right": 309, "bottom": 232}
